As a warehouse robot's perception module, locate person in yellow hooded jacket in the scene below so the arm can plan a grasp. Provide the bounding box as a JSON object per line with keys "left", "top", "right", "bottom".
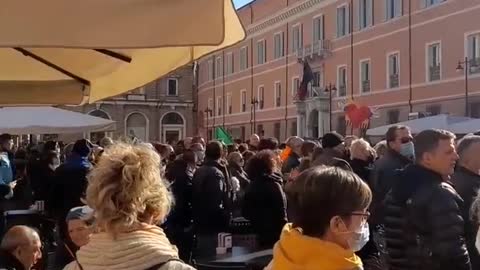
{"left": 267, "top": 166, "right": 372, "bottom": 270}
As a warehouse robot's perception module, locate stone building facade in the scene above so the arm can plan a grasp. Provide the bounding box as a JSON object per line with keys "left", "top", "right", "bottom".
{"left": 61, "top": 64, "right": 195, "bottom": 144}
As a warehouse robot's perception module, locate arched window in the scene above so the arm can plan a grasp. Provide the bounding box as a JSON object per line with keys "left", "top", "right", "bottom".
{"left": 162, "top": 112, "right": 184, "bottom": 125}
{"left": 126, "top": 112, "right": 148, "bottom": 142}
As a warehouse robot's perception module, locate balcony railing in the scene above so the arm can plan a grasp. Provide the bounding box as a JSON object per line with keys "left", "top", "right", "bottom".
{"left": 362, "top": 80, "right": 371, "bottom": 93}
{"left": 469, "top": 58, "right": 480, "bottom": 74}
{"left": 429, "top": 65, "right": 441, "bottom": 81}
{"left": 338, "top": 85, "right": 347, "bottom": 97}
{"left": 296, "top": 40, "right": 331, "bottom": 61}
{"left": 389, "top": 74, "right": 399, "bottom": 88}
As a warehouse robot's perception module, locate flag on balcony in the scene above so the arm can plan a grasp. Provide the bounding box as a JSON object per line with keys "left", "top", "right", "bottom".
{"left": 297, "top": 60, "right": 314, "bottom": 101}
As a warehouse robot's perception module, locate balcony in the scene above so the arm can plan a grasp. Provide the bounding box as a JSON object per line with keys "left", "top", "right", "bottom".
{"left": 429, "top": 65, "right": 441, "bottom": 81}
{"left": 362, "top": 80, "right": 371, "bottom": 93}
{"left": 338, "top": 85, "right": 347, "bottom": 97}
{"left": 389, "top": 74, "right": 399, "bottom": 88}
{"left": 469, "top": 58, "right": 480, "bottom": 74}
{"left": 296, "top": 40, "right": 331, "bottom": 62}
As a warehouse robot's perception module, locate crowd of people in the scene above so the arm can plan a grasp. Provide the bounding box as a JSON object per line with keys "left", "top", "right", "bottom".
{"left": 0, "top": 126, "right": 479, "bottom": 270}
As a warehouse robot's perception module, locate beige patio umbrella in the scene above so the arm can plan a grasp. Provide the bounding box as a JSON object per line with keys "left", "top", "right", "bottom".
{"left": 0, "top": 0, "right": 245, "bottom": 106}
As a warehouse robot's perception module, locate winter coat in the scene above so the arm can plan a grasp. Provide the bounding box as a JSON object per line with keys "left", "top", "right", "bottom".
{"left": 451, "top": 166, "right": 480, "bottom": 270}
{"left": 384, "top": 164, "right": 471, "bottom": 270}
{"left": 370, "top": 149, "right": 411, "bottom": 226}
{"left": 191, "top": 159, "right": 230, "bottom": 234}
{"left": 165, "top": 159, "right": 194, "bottom": 228}
{"left": 242, "top": 173, "right": 287, "bottom": 248}
{"left": 267, "top": 223, "right": 363, "bottom": 270}
{"left": 63, "top": 225, "right": 194, "bottom": 270}
{"left": 0, "top": 249, "right": 25, "bottom": 270}
{"left": 349, "top": 158, "right": 373, "bottom": 186}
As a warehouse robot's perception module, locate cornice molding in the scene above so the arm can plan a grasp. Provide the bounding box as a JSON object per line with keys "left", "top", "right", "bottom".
{"left": 245, "top": 0, "right": 327, "bottom": 36}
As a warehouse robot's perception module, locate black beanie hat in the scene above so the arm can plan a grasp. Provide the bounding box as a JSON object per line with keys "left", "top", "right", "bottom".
{"left": 321, "top": 132, "right": 344, "bottom": 149}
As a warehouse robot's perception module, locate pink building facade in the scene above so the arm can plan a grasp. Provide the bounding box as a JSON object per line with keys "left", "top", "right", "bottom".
{"left": 197, "top": 0, "right": 480, "bottom": 141}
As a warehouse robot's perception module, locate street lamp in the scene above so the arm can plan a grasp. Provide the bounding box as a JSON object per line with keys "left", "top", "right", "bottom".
{"left": 456, "top": 57, "right": 478, "bottom": 117}
{"left": 324, "top": 83, "right": 337, "bottom": 132}
{"left": 204, "top": 107, "right": 212, "bottom": 139}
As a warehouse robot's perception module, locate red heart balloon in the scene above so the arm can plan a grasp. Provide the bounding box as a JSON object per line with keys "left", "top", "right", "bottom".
{"left": 344, "top": 104, "right": 372, "bottom": 128}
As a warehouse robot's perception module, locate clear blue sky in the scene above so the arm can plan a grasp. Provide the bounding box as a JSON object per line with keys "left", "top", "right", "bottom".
{"left": 233, "top": 0, "right": 255, "bottom": 9}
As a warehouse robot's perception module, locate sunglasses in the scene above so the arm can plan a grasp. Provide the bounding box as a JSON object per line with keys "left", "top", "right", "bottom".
{"left": 400, "top": 137, "right": 413, "bottom": 144}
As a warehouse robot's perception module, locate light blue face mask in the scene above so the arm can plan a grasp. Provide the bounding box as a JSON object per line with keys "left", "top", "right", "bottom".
{"left": 399, "top": 141, "right": 415, "bottom": 160}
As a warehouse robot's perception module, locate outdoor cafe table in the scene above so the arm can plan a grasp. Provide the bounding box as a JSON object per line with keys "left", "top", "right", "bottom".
{"left": 195, "top": 247, "right": 272, "bottom": 270}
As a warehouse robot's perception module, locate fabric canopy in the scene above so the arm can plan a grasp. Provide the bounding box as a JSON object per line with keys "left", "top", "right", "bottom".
{"left": 0, "top": 0, "right": 245, "bottom": 106}
{"left": 0, "top": 107, "right": 115, "bottom": 134}
{"left": 366, "top": 114, "right": 471, "bottom": 136}
{"left": 448, "top": 119, "right": 480, "bottom": 134}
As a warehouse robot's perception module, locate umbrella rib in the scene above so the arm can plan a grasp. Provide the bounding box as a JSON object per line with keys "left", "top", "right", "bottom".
{"left": 94, "top": 49, "right": 131, "bottom": 63}
{"left": 13, "top": 47, "right": 90, "bottom": 86}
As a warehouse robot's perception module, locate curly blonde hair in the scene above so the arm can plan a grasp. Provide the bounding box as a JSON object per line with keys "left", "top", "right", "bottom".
{"left": 86, "top": 143, "right": 173, "bottom": 235}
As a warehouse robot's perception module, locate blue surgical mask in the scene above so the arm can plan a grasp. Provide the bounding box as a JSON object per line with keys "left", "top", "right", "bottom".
{"left": 348, "top": 222, "right": 370, "bottom": 252}
{"left": 399, "top": 141, "right": 415, "bottom": 160}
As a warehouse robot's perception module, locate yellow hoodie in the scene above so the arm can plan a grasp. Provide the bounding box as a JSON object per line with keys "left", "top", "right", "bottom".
{"left": 270, "top": 223, "right": 363, "bottom": 270}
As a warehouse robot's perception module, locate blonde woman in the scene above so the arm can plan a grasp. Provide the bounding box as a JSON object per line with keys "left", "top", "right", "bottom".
{"left": 64, "top": 143, "right": 194, "bottom": 270}
{"left": 349, "top": 138, "right": 376, "bottom": 183}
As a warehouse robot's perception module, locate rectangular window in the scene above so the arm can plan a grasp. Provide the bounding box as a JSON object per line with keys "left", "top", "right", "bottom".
{"left": 227, "top": 94, "right": 232, "bottom": 114}
{"left": 336, "top": 5, "right": 350, "bottom": 38}
{"left": 427, "top": 43, "right": 441, "bottom": 82}
{"left": 240, "top": 46, "right": 248, "bottom": 70}
{"left": 360, "top": 60, "right": 371, "bottom": 93}
{"left": 312, "top": 72, "right": 321, "bottom": 87}
{"left": 291, "top": 121, "right": 297, "bottom": 136}
{"left": 387, "top": 109, "right": 400, "bottom": 124}
{"left": 426, "top": 104, "right": 441, "bottom": 115}
{"left": 207, "top": 60, "right": 214, "bottom": 80}
{"left": 313, "top": 16, "right": 325, "bottom": 42}
{"left": 292, "top": 25, "right": 303, "bottom": 52}
{"left": 257, "top": 40, "right": 266, "bottom": 65}
{"left": 388, "top": 53, "right": 400, "bottom": 88}
{"left": 386, "top": 0, "right": 402, "bottom": 20}
{"left": 274, "top": 122, "right": 281, "bottom": 141}
{"left": 359, "top": 0, "right": 373, "bottom": 29}
{"left": 274, "top": 32, "right": 285, "bottom": 59}
{"left": 257, "top": 124, "right": 264, "bottom": 136}
{"left": 167, "top": 78, "right": 178, "bottom": 96}
{"left": 337, "top": 66, "right": 347, "bottom": 96}
{"left": 258, "top": 86, "right": 265, "bottom": 110}
{"left": 226, "top": 53, "right": 234, "bottom": 75}
{"left": 215, "top": 57, "right": 223, "bottom": 78}
{"left": 423, "top": 0, "right": 445, "bottom": 8}
{"left": 241, "top": 90, "right": 247, "bottom": 112}
{"left": 216, "top": 96, "right": 222, "bottom": 116}
{"left": 292, "top": 77, "right": 300, "bottom": 97}
{"left": 208, "top": 98, "right": 213, "bottom": 111}
{"left": 467, "top": 33, "right": 480, "bottom": 74}
{"left": 275, "top": 82, "right": 282, "bottom": 107}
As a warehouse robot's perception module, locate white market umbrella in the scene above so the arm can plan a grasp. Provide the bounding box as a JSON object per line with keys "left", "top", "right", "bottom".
{"left": 448, "top": 118, "right": 480, "bottom": 134}
{"left": 0, "top": 0, "right": 245, "bottom": 106}
{"left": 0, "top": 107, "right": 115, "bottom": 134}
{"left": 366, "top": 114, "right": 471, "bottom": 136}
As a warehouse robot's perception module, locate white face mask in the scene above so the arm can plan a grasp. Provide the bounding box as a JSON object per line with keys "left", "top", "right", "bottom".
{"left": 340, "top": 219, "right": 370, "bottom": 252}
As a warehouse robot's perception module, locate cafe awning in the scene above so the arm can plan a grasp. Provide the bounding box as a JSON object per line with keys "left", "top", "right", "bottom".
{"left": 0, "top": 107, "right": 115, "bottom": 134}
{"left": 0, "top": 0, "right": 245, "bottom": 106}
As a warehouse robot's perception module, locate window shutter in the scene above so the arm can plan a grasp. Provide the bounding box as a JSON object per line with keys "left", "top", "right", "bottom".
{"left": 385, "top": 0, "right": 391, "bottom": 21}
{"left": 367, "top": 0, "right": 373, "bottom": 26}
{"left": 419, "top": 0, "right": 427, "bottom": 9}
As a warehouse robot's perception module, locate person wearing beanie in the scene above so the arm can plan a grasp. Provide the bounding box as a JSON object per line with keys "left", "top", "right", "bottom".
{"left": 53, "top": 206, "right": 95, "bottom": 269}
{"left": 313, "top": 132, "right": 347, "bottom": 166}
{"left": 47, "top": 139, "right": 93, "bottom": 258}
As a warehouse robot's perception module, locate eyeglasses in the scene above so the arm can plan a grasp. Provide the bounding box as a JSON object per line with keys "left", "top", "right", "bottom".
{"left": 399, "top": 137, "right": 413, "bottom": 144}
{"left": 350, "top": 211, "right": 371, "bottom": 222}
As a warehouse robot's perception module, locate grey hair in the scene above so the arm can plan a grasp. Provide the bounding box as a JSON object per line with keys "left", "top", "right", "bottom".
{"left": 0, "top": 226, "right": 40, "bottom": 252}
{"left": 456, "top": 135, "right": 480, "bottom": 162}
